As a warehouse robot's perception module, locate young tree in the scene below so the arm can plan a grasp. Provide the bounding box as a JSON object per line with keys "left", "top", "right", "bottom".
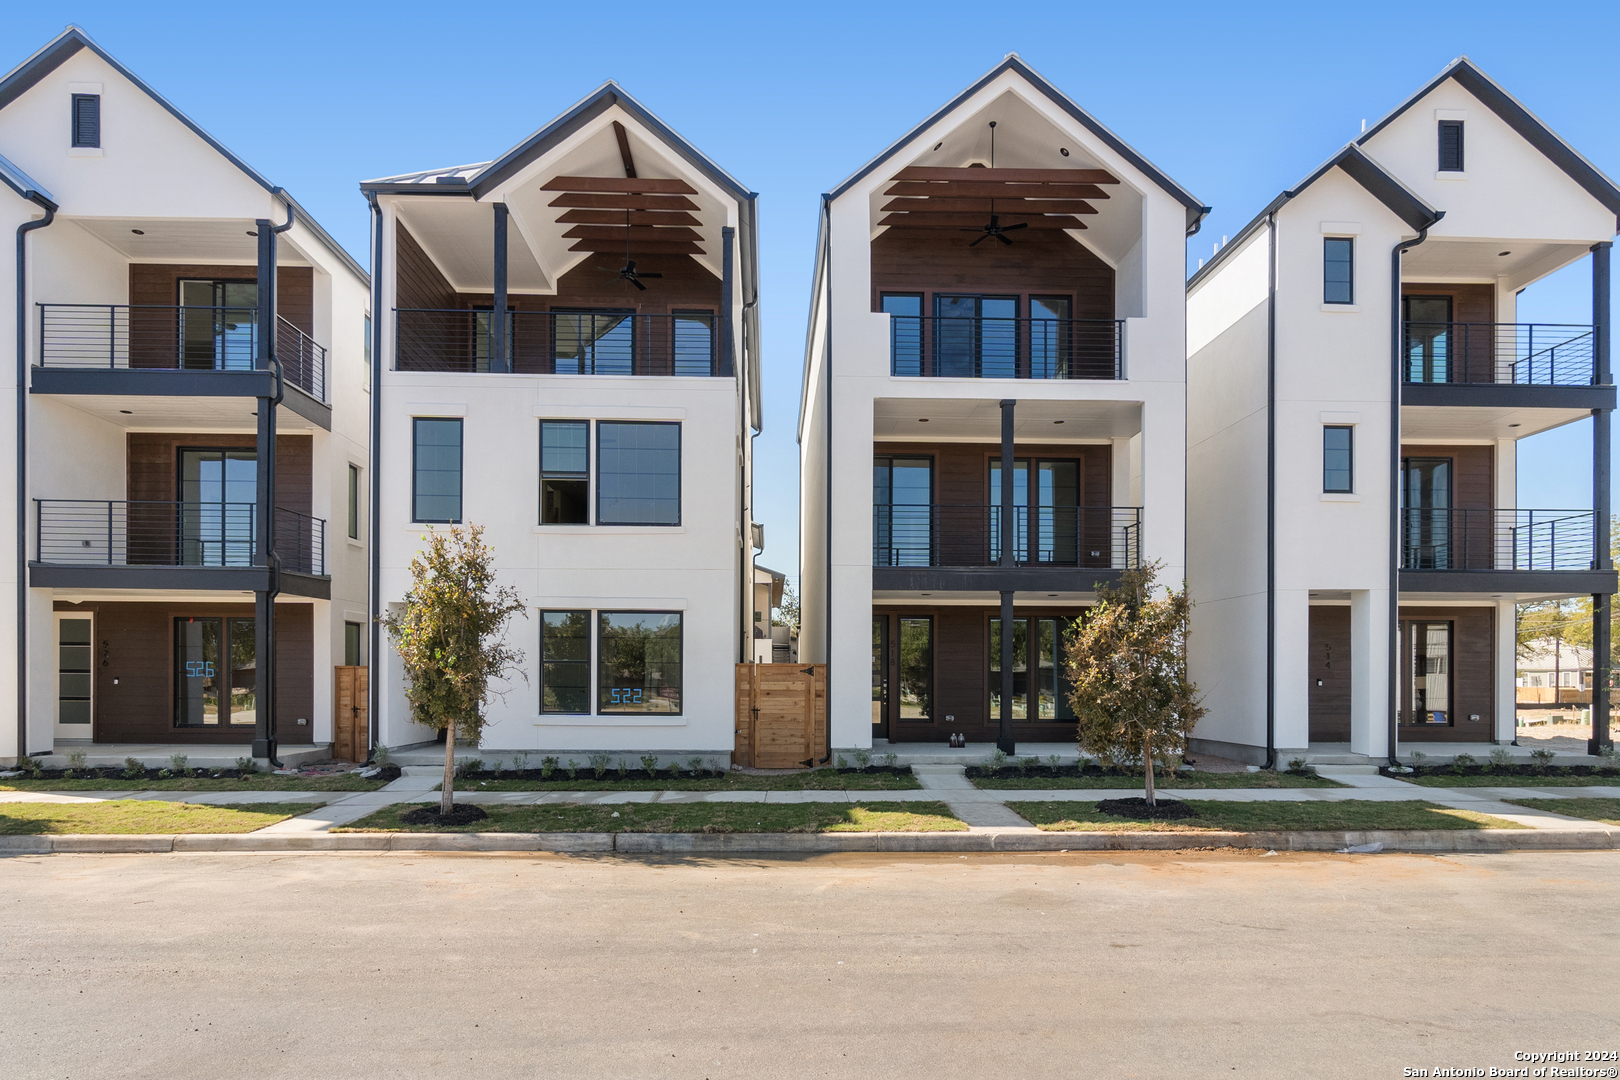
{"left": 773, "top": 581, "right": 801, "bottom": 633}
{"left": 1064, "top": 563, "right": 1205, "bottom": 807}
{"left": 380, "top": 525, "right": 526, "bottom": 816}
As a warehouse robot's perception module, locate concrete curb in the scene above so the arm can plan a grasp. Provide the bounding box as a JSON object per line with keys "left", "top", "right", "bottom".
{"left": 1, "top": 828, "right": 1616, "bottom": 855}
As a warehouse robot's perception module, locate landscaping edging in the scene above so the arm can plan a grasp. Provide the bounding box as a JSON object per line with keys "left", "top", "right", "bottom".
{"left": 1, "top": 827, "right": 1616, "bottom": 855}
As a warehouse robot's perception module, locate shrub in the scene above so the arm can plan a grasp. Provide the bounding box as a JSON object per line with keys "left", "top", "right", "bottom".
{"left": 706, "top": 758, "right": 721, "bottom": 776}
{"left": 540, "top": 756, "right": 558, "bottom": 780}
{"left": 1487, "top": 747, "right": 1512, "bottom": 771}
{"left": 1530, "top": 748, "right": 1556, "bottom": 771}
{"left": 1019, "top": 756, "right": 1040, "bottom": 776}
{"left": 371, "top": 744, "right": 391, "bottom": 767}
{"left": 1047, "top": 755, "right": 1063, "bottom": 772}
{"left": 66, "top": 750, "right": 87, "bottom": 769}
{"left": 488, "top": 758, "right": 505, "bottom": 776}
{"left": 616, "top": 758, "right": 629, "bottom": 780}
{"left": 122, "top": 757, "right": 147, "bottom": 780}
{"left": 590, "top": 753, "right": 612, "bottom": 780}
{"left": 641, "top": 755, "right": 659, "bottom": 780}
{"left": 168, "top": 753, "right": 189, "bottom": 776}
{"left": 456, "top": 757, "right": 485, "bottom": 779}
{"left": 565, "top": 759, "right": 580, "bottom": 781}
{"left": 511, "top": 753, "right": 529, "bottom": 773}
{"left": 668, "top": 759, "right": 684, "bottom": 779}
{"left": 1409, "top": 750, "right": 1428, "bottom": 770}
{"left": 880, "top": 751, "right": 898, "bottom": 768}
{"left": 1450, "top": 753, "right": 1477, "bottom": 773}
{"left": 687, "top": 756, "right": 705, "bottom": 777}
{"left": 1286, "top": 757, "right": 1314, "bottom": 775}
{"left": 986, "top": 748, "right": 1008, "bottom": 773}
{"left": 235, "top": 756, "right": 257, "bottom": 774}
{"left": 853, "top": 749, "right": 871, "bottom": 770}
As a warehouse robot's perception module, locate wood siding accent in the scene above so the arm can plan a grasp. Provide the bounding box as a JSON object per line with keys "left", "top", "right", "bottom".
{"left": 1308, "top": 606, "right": 1352, "bottom": 741}
{"left": 1399, "top": 605, "right": 1494, "bottom": 742}
{"left": 870, "top": 227, "right": 1114, "bottom": 318}
{"left": 52, "top": 600, "right": 315, "bottom": 745}
{"left": 461, "top": 252, "right": 721, "bottom": 315}
{"left": 395, "top": 222, "right": 457, "bottom": 311}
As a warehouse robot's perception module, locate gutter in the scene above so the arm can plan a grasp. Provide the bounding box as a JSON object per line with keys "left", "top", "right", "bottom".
{"left": 15, "top": 192, "right": 56, "bottom": 761}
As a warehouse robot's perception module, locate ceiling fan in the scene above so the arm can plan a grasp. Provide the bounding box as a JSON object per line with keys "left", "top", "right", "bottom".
{"left": 600, "top": 209, "right": 663, "bottom": 291}
{"left": 962, "top": 121, "right": 1026, "bottom": 247}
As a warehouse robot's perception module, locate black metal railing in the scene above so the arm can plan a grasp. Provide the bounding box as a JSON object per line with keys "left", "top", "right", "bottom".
{"left": 889, "top": 316, "right": 1123, "bottom": 379}
{"left": 1402, "top": 322, "right": 1595, "bottom": 386}
{"left": 394, "top": 309, "right": 722, "bottom": 376}
{"left": 873, "top": 504, "right": 1142, "bottom": 569}
{"left": 1401, "top": 508, "right": 1597, "bottom": 571}
{"left": 35, "top": 501, "right": 326, "bottom": 576}
{"left": 37, "top": 304, "right": 327, "bottom": 400}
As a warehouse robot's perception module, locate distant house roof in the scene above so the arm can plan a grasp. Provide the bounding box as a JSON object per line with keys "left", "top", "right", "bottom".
{"left": 0, "top": 150, "right": 53, "bottom": 207}
{"left": 1187, "top": 143, "right": 1442, "bottom": 291}
{"left": 827, "top": 53, "right": 1209, "bottom": 233}
{"left": 1518, "top": 638, "right": 1594, "bottom": 671}
{"left": 0, "top": 26, "right": 366, "bottom": 282}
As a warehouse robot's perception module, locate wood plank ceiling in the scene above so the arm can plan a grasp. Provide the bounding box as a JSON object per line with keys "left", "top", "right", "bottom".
{"left": 544, "top": 175, "right": 706, "bottom": 256}
{"left": 878, "top": 166, "right": 1118, "bottom": 231}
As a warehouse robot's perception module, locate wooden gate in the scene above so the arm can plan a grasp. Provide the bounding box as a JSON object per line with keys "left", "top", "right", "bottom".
{"left": 734, "top": 664, "right": 827, "bottom": 769}
{"left": 333, "top": 666, "right": 369, "bottom": 763}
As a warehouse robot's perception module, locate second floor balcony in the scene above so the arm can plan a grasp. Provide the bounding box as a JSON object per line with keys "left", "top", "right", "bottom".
{"left": 873, "top": 504, "right": 1142, "bottom": 569}
{"left": 888, "top": 314, "right": 1123, "bottom": 380}
{"left": 394, "top": 309, "right": 721, "bottom": 376}
{"left": 1402, "top": 322, "right": 1595, "bottom": 387}
{"left": 1401, "top": 508, "right": 1599, "bottom": 572}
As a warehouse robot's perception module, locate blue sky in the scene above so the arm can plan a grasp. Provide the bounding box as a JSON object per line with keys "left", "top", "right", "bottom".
{"left": 6, "top": 2, "right": 1617, "bottom": 589}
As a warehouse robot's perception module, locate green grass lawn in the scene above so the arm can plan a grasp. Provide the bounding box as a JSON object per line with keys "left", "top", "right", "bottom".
{"left": 0, "top": 800, "right": 320, "bottom": 835}
{"left": 454, "top": 768, "right": 920, "bottom": 792}
{"left": 1504, "top": 797, "right": 1620, "bottom": 826}
{"left": 1007, "top": 799, "right": 1526, "bottom": 833}
{"left": 1394, "top": 773, "right": 1620, "bottom": 788}
{"left": 971, "top": 770, "right": 1344, "bottom": 790}
{"left": 0, "top": 775, "right": 388, "bottom": 792}
{"left": 336, "top": 800, "right": 965, "bottom": 834}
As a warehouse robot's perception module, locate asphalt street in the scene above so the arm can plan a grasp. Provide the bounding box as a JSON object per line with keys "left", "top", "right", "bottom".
{"left": 2, "top": 849, "right": 1616, "bottom": 1079}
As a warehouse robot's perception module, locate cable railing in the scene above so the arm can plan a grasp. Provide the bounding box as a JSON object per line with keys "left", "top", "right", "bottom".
{"left": 394, "top": 309, "right": 722, "bottom": 376}
{"left": 873, "top": 505, "right": 1142, "bottom": 569}
{"left": 37, "top": 304, "right": 327, "bottom": 401}
{"left": 889, "top": 315, "right": 1123, "bottom": 379}
{"left": 1402, "top": 323, "right": 1595, "bottom": 386}
{"left": 1401, "top": 508, "right": 1598, "bottom": 572}
{"left": 35, "top": 501, "right": 326, "bottom": 576}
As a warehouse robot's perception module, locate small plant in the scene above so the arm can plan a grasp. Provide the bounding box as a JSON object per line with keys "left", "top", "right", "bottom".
{"left": 1019, "top": 755, "right": 1040, "bottom": 775}
{"left": 986, "top": 748, "right": 1008, "bottom": 773}
{"left": 18, "top": 755, "right": 46, "bottom": 778}
{"left": 880, "top": 751, "right": 898, "bottom": 768}
{"left": 540, "top": 756, "right": 558, "bottom": 780}
{"left": 511, "top": 752, "right": 529, "bottom": 773}
{"left": 1487, "top": 747, "right": 1512, "bottom": 771}
{"left": 641, "top": 755, "right": 659, "bottom": 780}
{"left": 1047, "top": 754, "right": 1063, "bottom": 773}
{"left": 668, "top": 759, "right": 684, "bottom": 779}
{"left": 836, "top": 755, "right": 848, "bottom": 770}
{"left": 1530, "top": 748, "right": 1556, "bottom": 771}
{"left": 706, "top": 758, "right": 721, "bottom": 776}
{"left": 455, "top": 757, "right": 484, "bottom": 780}
{"left": 565, "top": 759, "right": 580, "bottom": 781}
{"left": 488, "top": 758, "right": 505, "bottom": 776}
{"left": 683, "top": 756, "right": 702, "bottom": 777}
{"left": 123, "top": 756, "right": 147, "bottom": 780}
{"left": 235, "top": 756, "right": 257, "bottom": 774}
{"left": 616, "top": 758, "right": 629, "bottom": 780}
{"left": 1286, "top": 757, "right": 1312, "bottom": 775}
{"left": 1450, "top": 753, "right": 1477, "bottom": 774}
{"left": 590, "top": 753, "right": 612, "bottom": 780}
{"left": 853, "top": 749, "right": 872, "bottom": 770}
{"left": 1409, "top": 750, "right": 1428, "bottom": 771}
{"left": 371, "top": 744, "right": 391, "bottom": 767}
{"left": 66, "top": 750, "right": 87, "bottom": 769}
{"left": 1599, "top": 744, "right": 1620, "bottom": 768}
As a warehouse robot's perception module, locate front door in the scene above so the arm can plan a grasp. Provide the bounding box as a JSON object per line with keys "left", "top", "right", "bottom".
{"left": 179, "top": 449, "right": 258, "bottom": 566}
{"left": 54, "top": 614, "right": 94, "bottom": 741}
{"left": 1403, "top": 295, "right": 1454, "bottom": 383}
{"left": 1402, "top": 457, "right": 1453, "bottom": 569}
{"left": 990, "top": 458, "right": 1084, "bottom": 565}
{"left": 934, "top": 294, "right": 1018, "bottom": 377}
{"left": 1307, "top": 606, "right": 1352, "bottom": 742}
{"left": 871, "top": 616, "right": 889, "bottom": 740}
{"left": 179, "top": 279, "right": 257, "bottom": 371}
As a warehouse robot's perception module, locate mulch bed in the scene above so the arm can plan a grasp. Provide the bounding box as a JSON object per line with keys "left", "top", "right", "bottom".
{"left": 965, "top": 763, "right": 1310, "bottom": 781}
{"left": 3, "top": 763, "right": 401, "bottom": 783}
{"left": 455, "top": 764, "right": 911, "bottom": 784}
{"left": 1382, "top": 763, "right": 1620, "bottom": 781}
{"left": 400, "top": 804, "right": 488, "bottom": 827}
{"left": 1094, "top": 797, "right": 1198, "bottom": 820}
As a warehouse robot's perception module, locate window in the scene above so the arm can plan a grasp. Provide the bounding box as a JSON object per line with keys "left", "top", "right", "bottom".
{"left": 883, "top": 294, "right": 923, "bottom": 376}
{"left": 671, "top": 311, "right": 717, "bottom": 376}
{"left": 1402, "top": 457, "right": 1453, "bottom": 569}
{"left": 1438, "top": 120, "right": 1465, "bottom": 172}
{"left": 873, "top": 455, "right": 933, "bottom": 567}
{"left": 540, "top": 421, "right": 589, "bottom": 524}
{"left": 540, "top": 610, "right": 591, "bottom": 713}
{"left": 1323, "top": 238, "right": 1354, "bottom": 304}
{"left": 57, "top": 616, "right": 93, "bottom": 728}
{"left": 1323, "top": 426, "right": 1354, "bottom": 493}
{"left": 179, "top": 449, "right": 256, "bottom": 566}
{"left": 347, "top": 464, "right": 361, "bottom": 539}
{"left": 174, "top": 617, "right": 255, "bottom": 727}
{"left": 363, "top": 314, "right": 372, "bottom": 379}
{"left": 896, "top": 617, "right": 933, "bottom": 721}
{"left": 598, "top": 612, "right": 682, "bottom": 714}
{"left": 1405, "top": 620, "right": 1453, "bottom": 725}
{"left": 552, "top": 309, "right": 633, "bottom": 375}
{"left": 71, "top": 93, "right": 100, "bottom": 148}
{"left": 179, "top": 280, "right": 257, "bottom": 370}
{"left": 990, "top": 617, "right": 1076, "bottom": 721}
{"left": 935, "top": 294, "right": 1018, "bottom": 377}
{"left": 412, "top": 417, "right": 462, "bottom": 522}
{"left": 344, "top": 622, "right": 363, "bottom": 666}
{"left": 597, "top": 422, "right": 679, "bottom": 526}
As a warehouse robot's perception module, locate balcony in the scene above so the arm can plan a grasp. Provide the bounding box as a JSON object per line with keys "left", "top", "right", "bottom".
{"left": 394, "top": 310, "right": 722, "bottom": 376}
{"left": 31, "top": 500, "right": 328, "bottom": 597}
{"left": 1399, "top": 508, "right": 1615, "bottom": 594}
{"left": 874, "top": 505, "right": 1140, "bottom": 567}
{"left": 1403, "top": 322, "right": 1594, "bottom": 386}
{"left": 34, "top": 305, "right": 328, "bottom": 419}
{"left": 889, "top": 315, "right": 1122, "bottom": 380}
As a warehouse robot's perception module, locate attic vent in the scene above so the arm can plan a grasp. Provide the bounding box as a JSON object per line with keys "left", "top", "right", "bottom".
{"left": 71, "top": 93, "right": 100, "bottom": 148}
{"left": 1438, "top": 120, "right": 1464, "bottom": 172}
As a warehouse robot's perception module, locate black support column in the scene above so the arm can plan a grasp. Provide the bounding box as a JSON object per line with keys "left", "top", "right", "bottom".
{"left": 490, "top": 203, "right": 508, "bottom": 373}
{"left": 1592, "top": 241, "right": 1612, "bottom": 754}
{"left": 719, "top": 226, "right": 735, "bottom": 378}
{"left": 998, "top": 399, "right": 1016, "bottom": 756}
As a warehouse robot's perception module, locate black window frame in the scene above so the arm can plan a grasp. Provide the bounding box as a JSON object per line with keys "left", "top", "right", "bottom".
{"left": 1322, "top": 425, "right": 1354, "bottom": 494}
{"left": 1323, "top": 237, "right": 1355, "bottom": 305}
{"left": 1438, "top": 120, "right": 1465, "bottom": 172}
{"left": 670, "top": 309, "right": 719, "bottom": 377}
{"left": 540, "top": 609, "right": 593, "bottom": 715}
{"left": 539, "top": 420, "right": 591, "bottom": 526}
{"left": 595, "top": 420, "right": 681, "bottom": 527}
{"left": 411, "top": 416, "right": 464, "bottom": 524}
{"left": 344, "top": 621, "right": 363, "bottom": 666}
{"left": 173, "top": 615, "right": 256, "bottom": 728}
{"left": 70, "top": 93, "right": 100, "bottom": 148}
{"left": 597, "top": 610, "right": 683, "bottom": 716}
{"left": 347, "top": 463, "right": 361, "bottom": 540}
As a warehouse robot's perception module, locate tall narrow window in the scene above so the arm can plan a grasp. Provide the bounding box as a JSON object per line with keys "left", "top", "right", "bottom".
{"left": 598, "top": 612, "right": 682, "bottom": 714}
{"left": 541, "top": 610, "right": 591, "bottom": 713}
{"left": 1438, "top": 121, "right": 1465, "bottom": 172}
{"left": 412, "top": 417, "right": 463, "bottom": 523}
{"left": 897, "top": 617, "right": 933, "bottom": 722}
{"left": 1323, "top": 238, "right": 1354, "bottom": 304}
{"left": 363, "top": 314, "right": 372, "bottom": 380}
{"left": 347, "top": 463, "right": 361, "bottom": 539}
{"left": 1323, "top": 426, "right": 1354, "bottom": 493}
{"left": 344, "top": 622, "right": 363, "bottom": 666}
{"left": 671, "top": 311, "right": 716, "bottom": 376}
{"left": 179, "top": 280, "right": 257, "bottom": 370}
{"left": 71, "top": 93, "right": 100, "bottom": 148}
{"left": 1407, "top": 621, "right": 1453, "bottom": 725}
{"left": 540, "top": 421, "right": 589, "bottom": 524}
{"left": 597, "top": 421, "right": 679, "bottom": 525}
{"left": 57, "top": 617, "right": 93, "bottom": 728}
{"left": 883, "top": 294, "right": 923, "bottom": 376}
{"left": 179, "top": 449, "right": 256, "bottom": 567}
{"left": 873, "top": 455, "right": 933, "bottom": 567}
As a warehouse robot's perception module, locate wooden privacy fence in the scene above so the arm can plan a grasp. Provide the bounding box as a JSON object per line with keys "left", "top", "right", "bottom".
{"left": 333, "top": 665, "right": 369, "bottom": 763}
{"left": 734, "top": 663, "right": 827, "bottom": 769}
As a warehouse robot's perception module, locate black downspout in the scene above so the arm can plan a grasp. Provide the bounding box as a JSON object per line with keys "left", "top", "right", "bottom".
{"left": 999, "top": 398, "right": 1016, "bottom": 756}
{"left": 252, "top": 203, "right": 294, "bottom": 767}
{"left": 1264, "top": 214, "right": 1277, "bottom": 771}
{"left": 367, "top": 196, "right": 384, "bottom": 757}
{"left": 1591, "top": 241, "right": 1612, "bottom": 755}
{"left": 15, "top": 197, "right": 55, "bottom": 762}
{"left": 1389, "top": 221, "right": 1435, "bottom": 768}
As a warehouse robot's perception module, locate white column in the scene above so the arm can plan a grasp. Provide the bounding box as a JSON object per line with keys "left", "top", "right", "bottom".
{"left": 1495, "top": 599, "right": 1518, "bottom": 743}
{"left": 1495, "top": 438, "right": 1516, "bottom": 511}
{"left": 1350, "top": 587, "right": 1390, "bottom": 758}
{"left": 1110, "top": 436, "right": 1131, "bottom": 508}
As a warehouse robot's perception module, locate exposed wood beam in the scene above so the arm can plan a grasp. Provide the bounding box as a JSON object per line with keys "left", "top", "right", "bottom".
{"left": 541, "top": 175, "right": 697, "bottom": 195}
{"left": 885, "top": 181, "right": 1112, "bottom": 200}
{"left": 563, "top": 225, "right": 704, "bottom": 241}
{"left": 877, "top": 213, "right": 1087, "bottom": 230}
{"left": 548, "top": 192, "right": 700, "bottom": 211}
{"left": 555, "top": 209, "right": 702, "bottom": 226}
{"left": 893, "top": 166, "right": 1118, "bottom": 184}
{"left": 567, "top": 239, "right": 705, "bottom": 255}
{"left": 880, "top": 197, "right": 1098, "bottom": 215}
{"left": 612, "top": 121, "right": 636, "bottom": 179}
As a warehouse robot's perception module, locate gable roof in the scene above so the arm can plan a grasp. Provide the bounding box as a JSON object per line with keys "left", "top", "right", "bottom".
{"left": 0, "top": 150, "right": 54, "bottom": 207}
{"left": 1186, "top": 143, "right": 1442, "bottom": 291}
{"left": 0, "top": 26, "right": 367, "bottom": 282}
{"left": 1357, "top": 57, "right": 1620, "bottom": 226}
{"left": 828, "top": 54, "right": 1210, "bottom": 233}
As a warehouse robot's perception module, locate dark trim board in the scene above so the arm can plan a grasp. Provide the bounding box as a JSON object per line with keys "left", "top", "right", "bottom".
{"left": 1399, "top": 569, "right": 1617, "bottom": 595}
{"left": 1401, "top": 382, "right": 1615, "bottom": 411}
{"left": 30, "top": 369, "right": 331, "bottom": 429}
{"left": 873, "top": 566, "right": 1126, "bottom": 593}
{"left": 29, "top": 564, "right": 331, "bottom": 599}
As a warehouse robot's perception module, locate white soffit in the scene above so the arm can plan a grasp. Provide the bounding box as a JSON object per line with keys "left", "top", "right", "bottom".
{"left": 68, "top": 218, "right": 310, "bottom": 265}
{"left": 873, "top": 396, "right": 1142, "bottom": 440}
{"left": 1401, "top": 238, "right": 1589, "bottom": 288}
